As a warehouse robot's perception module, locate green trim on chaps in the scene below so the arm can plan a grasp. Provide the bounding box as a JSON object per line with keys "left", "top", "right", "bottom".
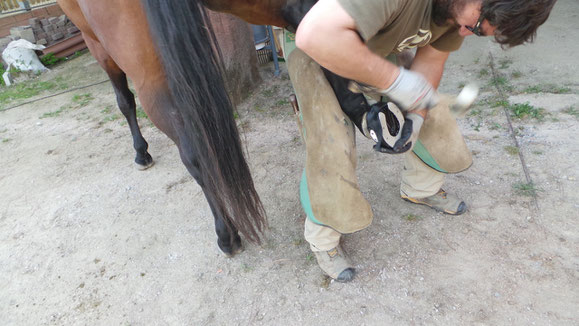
{"left": 287, "top": 48, "right": 373, "bottom": 234}
{"left": 413, "top": 95, "right": 473, "bottom": 174}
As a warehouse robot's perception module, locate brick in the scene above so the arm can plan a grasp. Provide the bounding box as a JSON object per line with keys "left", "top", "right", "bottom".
{"left": 10, "top": 26, "right": 36, "bottom": 43}
{"left": 28, "top": 18, "right": 40, "bottom": 27}
{"left": 42, "top": 24, "right": 54, "bottom": 32}
{"left": 51, "top": 32, "right": 64, "bottom": 41}
{"left": 67, "top": 26, "right": 79, "bottom": 35}
{"left": 48, "top": 17, "right": 59, "bottom": 25}
{"left": 40, "top": 18, "right": 49, "bottom": 26}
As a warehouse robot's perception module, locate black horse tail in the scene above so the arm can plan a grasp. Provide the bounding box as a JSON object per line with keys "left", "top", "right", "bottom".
{"left": 141, "top": 0, "right": 266, "bottom": 243}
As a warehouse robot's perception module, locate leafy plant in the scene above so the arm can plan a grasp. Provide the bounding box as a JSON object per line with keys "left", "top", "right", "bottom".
{"left": 40, "top": 53, "right": 64, "bottom": 67}
{"left": 509, "top": 102, "right": 545, "bottom": 120}
{"left": 513, "top": 182, "right": 540, "bottom": 197}
{"left": 504, "top": 146, "right": 519, "bottom": 156}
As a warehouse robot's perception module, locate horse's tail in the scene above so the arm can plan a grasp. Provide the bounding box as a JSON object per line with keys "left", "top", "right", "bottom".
{"left": 141, "top": 0, "right": 266, "bottom": 243}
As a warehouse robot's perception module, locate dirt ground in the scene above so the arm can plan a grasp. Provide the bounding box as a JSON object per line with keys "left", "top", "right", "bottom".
{"left": 1, "top": 1, "right": 578, "bottom": 325}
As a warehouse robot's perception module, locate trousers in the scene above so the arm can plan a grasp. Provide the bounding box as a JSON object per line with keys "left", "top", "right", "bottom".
{"left": 287, "top": 49, "right": 447, "bottom": 252}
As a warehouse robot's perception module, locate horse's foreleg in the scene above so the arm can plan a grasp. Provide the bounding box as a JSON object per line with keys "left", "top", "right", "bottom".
{"left": 84, "top": 36, "right": 154, "bottom": 169}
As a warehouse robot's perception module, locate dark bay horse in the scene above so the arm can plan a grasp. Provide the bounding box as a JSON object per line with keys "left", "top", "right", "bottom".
{"left": 57, "top": 0, "right": 377, "bottom": 256}
{"left": 56, "top": 0, "right": 322, "bottom": 255}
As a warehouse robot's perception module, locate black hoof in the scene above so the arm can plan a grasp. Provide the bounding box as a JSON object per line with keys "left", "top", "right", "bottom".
{"left": 219, "top": 238, "right": 244, "bottom": 258}
{"left": 135, "top": 153, "right": 154, "bottom": 170}
{"left": 336, "top": 268, "right": 356, "bottom": 283}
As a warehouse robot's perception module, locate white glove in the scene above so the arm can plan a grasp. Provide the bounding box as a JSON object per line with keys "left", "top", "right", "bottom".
{"left": 349, "top": 68, "right": 439, "bottom": 112}
{"left": 393, "top": 113, "right": 424, "bottom": 152}
{"left": 384, "top": 68, "right": 439, "bottom": 111}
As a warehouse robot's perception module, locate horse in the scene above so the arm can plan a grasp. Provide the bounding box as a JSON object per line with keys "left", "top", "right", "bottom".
{"left": 56, "top": 0, "right": 395, "bottom": 256}
{"left": 54, "top": 0, "right": 323, "bottom": 256}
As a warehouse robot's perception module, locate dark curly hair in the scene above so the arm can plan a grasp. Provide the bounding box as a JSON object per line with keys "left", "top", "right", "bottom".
{"left": 481, "top": 0, "right": 557, "bottom": 47}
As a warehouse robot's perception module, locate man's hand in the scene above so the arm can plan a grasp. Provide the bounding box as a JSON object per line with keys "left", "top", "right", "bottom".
{"left": 393, "top": 112, "right": 424, "bottom": 152}
{"left": 349, "top": 68, "right": 439, "bottom": 112}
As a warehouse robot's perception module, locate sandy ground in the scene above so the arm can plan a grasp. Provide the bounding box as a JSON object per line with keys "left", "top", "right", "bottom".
{"left": 1, "top": 1, "right": 578, "bottom": 325}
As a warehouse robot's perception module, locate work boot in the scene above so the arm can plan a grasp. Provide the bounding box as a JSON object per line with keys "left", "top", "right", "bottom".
{"left": 401, "top": 189, "right": 467, "bottom": 215}
{"left": 313, "top": 245, "right": 355, "bottom": 282}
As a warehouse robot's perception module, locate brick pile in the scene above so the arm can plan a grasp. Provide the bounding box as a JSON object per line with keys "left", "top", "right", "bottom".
{"left": 0, "top": 14, "right": 79, "bottom": 54}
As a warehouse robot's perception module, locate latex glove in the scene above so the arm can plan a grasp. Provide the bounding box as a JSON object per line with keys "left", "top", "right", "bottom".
{"left": 364, "top": 103, "right": 411, "bottom": 154}
{"left": 393, "top": 113, "right": 424, "bottom": 152}
{"left": 349, "top": 68, "right": 439, "bottom": 112}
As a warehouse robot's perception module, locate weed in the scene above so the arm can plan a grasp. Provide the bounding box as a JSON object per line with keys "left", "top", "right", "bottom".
{"left": 136, "top": 107, "right": 148, "bottom": 119}
{"left": 102, "top": 114, "right": 121, "bottom": 122}
{"left": 498, "top": 58, "right": 513, "bottom": 69}
{"left": 468, "top": 108, "right": 482, "bottom": 117}
{"left": 478, "top": 68, "right": 489, "bottom": 77}
{"left": 40, "top": 53, "right": 64, "bottom": 67}
{"left": 473, "top": 57, "right": 480, "bottom": 64}
{"left": 491, "top": 100, "right": 509, "bottom": 108}
{"left": 511, "top": 70, "right": 522, "bottom": 78}
{"left": 509, "top": 102, "right": 545, "bottom": 120}
{"left": 306, "top": 253, "right": 314, "bottom": 262}
{"left": 241, "top": 263, "right": 254, "bottom": 273}
{"left": 489, "top": 122, "right": 502, "bottom": 130}
{"left": 472, "top": 121, "right": 481, "bottom": 131}
{"left": 513, "top": 182, "right": 539, "bottom": 197}
{"left": 489, "top": 75, "right": 512, "bottom": 91}
{"left": 403, "top": 214, "right": 422, "bottom": 221}
{"left": 563, "top": 106, "right": 579, "bottom": 118}
{"left": 2, "top": 138, "right": 11, "bottom": 143}
{"left": 504, "top": 146, "right": 519, "bottom": 155}
{"left": 276, "top": 99, "right": 289, "bottom": 106}
{"left": 40, "top": 106, "right": 66, "bottom": 119}
{"left": 458, "top": 82, "right": 466, "bottom": 89}
{"left": 101, "top": 105, "right": 113, "bottom": 114}
{"left": 72, "top": 93, "right": 94, "bottom": 107}
{"left": 292, "top": 238, "right": 304, "bottom": 246}
{"left": 523, "top": 84, "right": 572, "bottom": 94}
{"left": 532, "top": 150, "right": 543, "bottom": 155}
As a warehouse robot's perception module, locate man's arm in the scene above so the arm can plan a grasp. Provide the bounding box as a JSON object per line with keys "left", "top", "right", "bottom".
{"left": 408, "top": 45, "right": 450, "bottom": 119}
{"left": 295, "top": 0, "right": 400, "bottom": 90}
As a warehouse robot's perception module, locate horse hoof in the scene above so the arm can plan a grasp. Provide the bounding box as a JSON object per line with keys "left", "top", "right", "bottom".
{"left": 135, "top": 160, "right": 154, "bottom": 170}
{"left": 221, "top": 242, "right": 244, "bottom": 258}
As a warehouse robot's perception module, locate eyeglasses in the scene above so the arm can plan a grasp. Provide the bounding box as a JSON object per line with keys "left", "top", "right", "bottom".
{"left": 465, "top": 13, "right": 485, "bottom": 36}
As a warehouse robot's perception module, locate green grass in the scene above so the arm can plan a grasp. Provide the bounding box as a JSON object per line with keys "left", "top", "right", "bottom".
{"left": 508, "top": 102, "right": 545, "bottom": 120}
{"left": 306, "top": 253, "right": 315, "bottom": 262}
{"left": 2, "top": 138, "right": 12, "bottom": 143}
{"left": 136, "top": 107, "right": 148, "bottom": 119}
{"left": 489, "top": 75, "right": 513, "bottom": 91}
{"left": 40, "top": 53, "right": 64, "bottom": 67}
{"left": 276, "top": 99, "right": 289, "bottom": 106}
{"left": 40, "top": 106, "right": 67, "bottom": 119}
{"left": 523, "top": 84, "right": 572, "bottom": 94}
{"left": 72, "top": 93, "right": 94, "bottom": 107}
{"left": 498, "top": 58, "right": 513, "bottom": 69}
{"left": 563, "top": 106, "right": 579, "bottom": 118}
{"left": 532, "top": 150, "right": 543, "bottom": 155}
{"left": 478, "top": 68, "right": 489, "bottom": 77}
{"left": 403, "top": 214, "right": 422, "bottom": 221}
{"left": 511, "top": 70, "right": 523, "bottom": 79}
{"left": 489, "top": 122, "right": 502, "bottom": 130}
{"left": 504, "top": 146, "right": 519, "bottom": 155}
{"left": 513, "top": 182, "right": 539, "bottom": 197}
{"left": 0, "top": 77, "right": 68, "bottom": 107}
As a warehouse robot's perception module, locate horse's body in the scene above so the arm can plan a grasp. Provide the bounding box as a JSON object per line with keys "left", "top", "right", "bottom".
{"left": 55, "top": 0, "right": 302, "bottom": 254}
{"left": 56, "top": 0, "right": 361, "bottom": 255}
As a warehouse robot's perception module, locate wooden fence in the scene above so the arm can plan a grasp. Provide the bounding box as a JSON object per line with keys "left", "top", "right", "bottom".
{"left": 1, "top": 0, "right": 57, "bottom": 14}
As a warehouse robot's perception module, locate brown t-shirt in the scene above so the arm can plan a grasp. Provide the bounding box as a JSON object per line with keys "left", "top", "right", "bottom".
{"left": 337, "top": 0, "right": 464, "bottom": 56}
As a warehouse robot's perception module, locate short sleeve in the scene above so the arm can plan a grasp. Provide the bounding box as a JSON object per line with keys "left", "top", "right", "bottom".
{"left": 336, "top": 0, "right": 404, "bottom": 41}
{"left": 430, "top": 27, "right": 464, "bottom": 52}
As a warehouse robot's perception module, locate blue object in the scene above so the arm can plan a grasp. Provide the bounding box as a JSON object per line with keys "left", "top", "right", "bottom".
{"left": 250, "top": 25, "right": 280, "bottom": 76}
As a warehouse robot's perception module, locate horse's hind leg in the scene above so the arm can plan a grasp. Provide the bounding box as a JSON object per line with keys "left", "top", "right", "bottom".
{"left": 84, "top": 37, "right": 154, "bottom": 169}
{"left": 177, "top": 141, "right": 242, "bottom": 256}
